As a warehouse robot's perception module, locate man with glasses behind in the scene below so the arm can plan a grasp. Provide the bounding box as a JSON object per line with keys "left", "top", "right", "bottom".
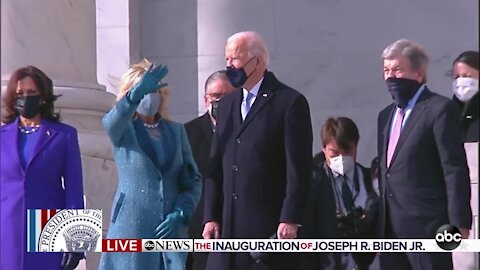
{"left": 184, "top": 70, "right": 235, "bottom": 270}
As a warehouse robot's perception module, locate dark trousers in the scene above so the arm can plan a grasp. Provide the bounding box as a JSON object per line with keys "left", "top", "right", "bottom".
{"left": 379, "top": 252, "right": 452, "bottom": 270}
{"left": 380, "top": 216, "right": 452, "bottom": 270}
{"left": 186, "top": 252, "right": 209, "bottom": 270}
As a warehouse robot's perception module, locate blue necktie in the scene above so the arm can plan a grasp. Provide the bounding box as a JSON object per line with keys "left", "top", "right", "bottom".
{"left": 241, "top": 92, "right": 254, "bottom": 120}
{"left": 342, "top": 176, "right": 354, "bottom": 212}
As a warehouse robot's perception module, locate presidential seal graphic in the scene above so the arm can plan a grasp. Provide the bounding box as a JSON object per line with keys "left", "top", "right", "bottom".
{"left": 38, "top": 209, "right": 102, "bottom": 252}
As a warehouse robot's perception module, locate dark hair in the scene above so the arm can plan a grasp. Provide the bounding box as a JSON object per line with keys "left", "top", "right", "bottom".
{"left": 453, "top": 51, "right": 479, "bottom": 71}
{"left": 320, "top": 117, "right": 359, "bottom": 151}
{"left": 3, "top": 66, "right": 60, "bottom": 123}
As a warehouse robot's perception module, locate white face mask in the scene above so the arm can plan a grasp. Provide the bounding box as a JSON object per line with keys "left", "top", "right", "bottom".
{"left": 328, "top": 155, "right": 355, "bottom": 175}
{"left": 452, "top": 77, "right": 479, "bottom": 102}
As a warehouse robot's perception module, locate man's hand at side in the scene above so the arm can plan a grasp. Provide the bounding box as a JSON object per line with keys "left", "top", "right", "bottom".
{"left": 203, "top": 221, "right": 221, "bottom": 239}
{"left": 277, "top": 223, "right": 299, "bottom": 239}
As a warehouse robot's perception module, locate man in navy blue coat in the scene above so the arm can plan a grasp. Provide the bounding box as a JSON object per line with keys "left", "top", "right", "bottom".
{"left": 203, "top": 31, "right": 313, "bottom": 270}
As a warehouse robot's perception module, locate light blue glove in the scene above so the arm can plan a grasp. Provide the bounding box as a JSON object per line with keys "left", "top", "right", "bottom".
{"left": 154, "top": 210, "right": 185, "bottom": 239}
{"left": 128, "top": 64, "right": 169, "bottom": 103}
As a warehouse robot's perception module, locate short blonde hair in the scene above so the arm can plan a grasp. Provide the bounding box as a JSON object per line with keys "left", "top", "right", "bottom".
{"left": 116, "top": 59, "right": 170, "bottom": 121}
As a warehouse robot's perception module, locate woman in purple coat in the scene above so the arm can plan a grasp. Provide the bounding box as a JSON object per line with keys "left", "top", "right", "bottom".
{"left": 0, "top": 66, "right": 85, "bottom": 270}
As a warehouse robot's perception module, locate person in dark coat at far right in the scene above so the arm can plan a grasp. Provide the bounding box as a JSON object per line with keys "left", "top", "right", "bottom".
{"left": 377, "top": 39, "right": 471, "bottom": 270}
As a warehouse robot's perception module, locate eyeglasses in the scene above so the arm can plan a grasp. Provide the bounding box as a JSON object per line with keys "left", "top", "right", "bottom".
{"left": 205, "top": 93, "right": 223, "bottom": 100}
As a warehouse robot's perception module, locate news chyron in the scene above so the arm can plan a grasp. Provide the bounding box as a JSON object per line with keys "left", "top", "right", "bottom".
{"left": 103, "top": 239, "right": 193, "bottom": 252}
{"left": 26, "top": 214, "right": 479, "bottom": 254}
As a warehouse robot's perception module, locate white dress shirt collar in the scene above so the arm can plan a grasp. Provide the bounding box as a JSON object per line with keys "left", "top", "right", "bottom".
{"left": 242, "top": 77, "right": 264, "bottom": 99}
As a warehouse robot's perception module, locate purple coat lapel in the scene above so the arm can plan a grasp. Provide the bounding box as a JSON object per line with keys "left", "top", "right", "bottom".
{"left": 1, "top": 118, "right": 59, "bottom": 172}
{"left": 26, "top": 120, "right": 58, "bottom": 170}
{"left": 2, "top": 118, "right": 23, "bottom": 174}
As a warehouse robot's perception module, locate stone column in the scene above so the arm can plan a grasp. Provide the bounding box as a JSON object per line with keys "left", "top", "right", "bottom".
{"left": 96, "top": 0, "right": 134, "bottom": 95}
{"left": 1, "top": 1, "right": 117, "bottom": 269}
{"left": 138, "top": 0, "right": 199, "bottom": 122}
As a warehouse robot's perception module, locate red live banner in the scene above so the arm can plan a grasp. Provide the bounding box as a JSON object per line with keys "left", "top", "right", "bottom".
{"left": 102, "top": 239, "right": 142, "bottom": 252}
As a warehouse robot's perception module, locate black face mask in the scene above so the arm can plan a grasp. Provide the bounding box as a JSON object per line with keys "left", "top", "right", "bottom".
{"left": 15, "top": 95, "right": 42, "bottom": 119}
{"left": 226, "top": 57, "right": 257, "bottom": 88}
{"left": 211, "top": 99, "right": 220, "bottom": 121}
{"left": 386, "top": 77, "right": 422, "bottom": 108}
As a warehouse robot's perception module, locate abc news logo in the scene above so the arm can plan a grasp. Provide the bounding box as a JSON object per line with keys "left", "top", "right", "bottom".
{"left": 144, "top": 240, "right": 192, "bottom": 251}
{"left": 144, "top": 241, "right": 155, "bottom": 251}
{"left": 435, "top": 224, "right": 463, "bottom": 250}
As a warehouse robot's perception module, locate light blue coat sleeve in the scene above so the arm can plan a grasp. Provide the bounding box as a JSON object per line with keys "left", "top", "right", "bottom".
{"left": 102, "top": 96, "right": 138, "bottom": 145}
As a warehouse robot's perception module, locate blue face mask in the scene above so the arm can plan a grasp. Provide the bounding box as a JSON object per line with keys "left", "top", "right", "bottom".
{"left": 226, "top": 56, "right": 257, "bottom": 88}
{"left": 386, "top": 77, "right": 421, "bottom": 108}
{"left": 136, "top": 92, "right": 161, "bottom": 116}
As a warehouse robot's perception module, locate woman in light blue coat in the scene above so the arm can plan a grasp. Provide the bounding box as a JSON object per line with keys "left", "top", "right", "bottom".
{"left": 99, "top": 59, "right": 202, "bottom": 270}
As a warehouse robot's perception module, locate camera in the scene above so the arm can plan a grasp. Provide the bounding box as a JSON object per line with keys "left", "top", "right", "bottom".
{"left": 336, "top": 207, "right": 367, "bottom": 238}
